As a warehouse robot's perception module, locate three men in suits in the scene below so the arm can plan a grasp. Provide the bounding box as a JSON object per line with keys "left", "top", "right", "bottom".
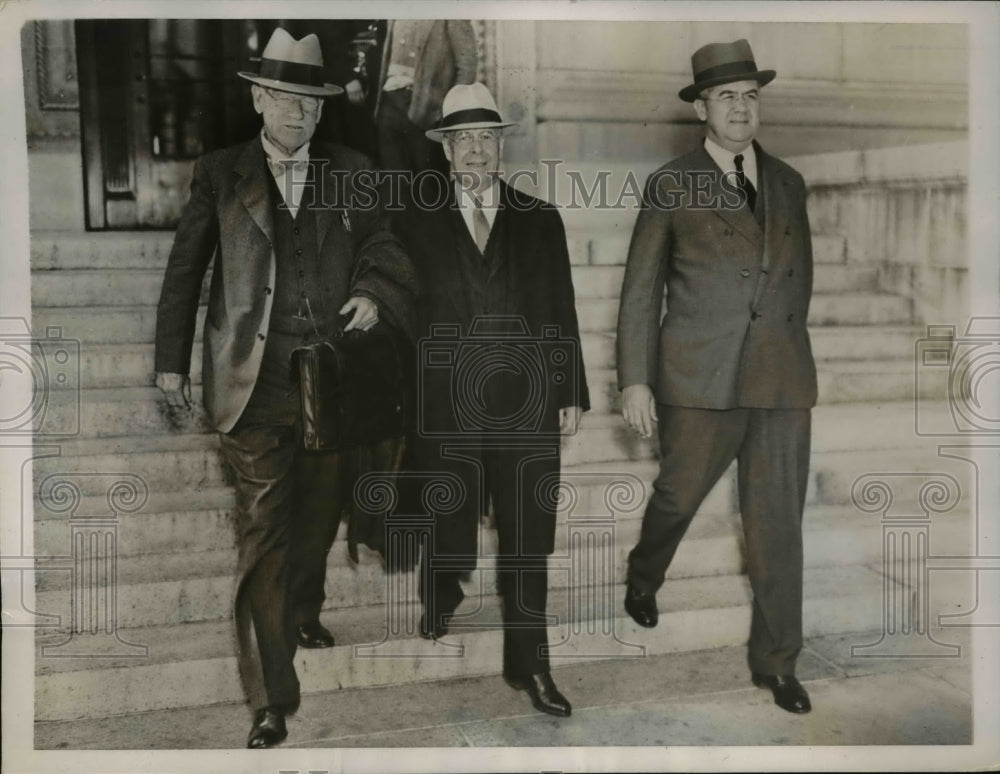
{"left": 392, "top": 83, "right": 589, "bottom": 717}
{"left": 154, "top": 29, "right": 416, "bottom": 747}
{"left": 373, "top": 19, "right": 478, "bottom": 172}
{"left": 617, "top": 40, "right": 816, "bottom": 714}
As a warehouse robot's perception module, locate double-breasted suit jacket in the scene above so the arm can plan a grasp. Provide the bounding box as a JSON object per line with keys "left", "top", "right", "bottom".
{"left": 155, "top": 138, "right": 416, "bottom": 432}
{"left": 617, "top": 141, "right": 817, "bottom": 409}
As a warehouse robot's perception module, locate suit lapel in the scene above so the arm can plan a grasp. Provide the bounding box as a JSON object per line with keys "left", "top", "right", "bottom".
{"left": 757, "top": 143, "right": 790, "bottom": 272}
{"left": 233, "top": 140, "right": 274, "bottom": 245}
{"left": 689, "top": 145, "right": 763, "bottom": 250}
{"left": 313, "top": 154, "right": 337, "bottom": 254}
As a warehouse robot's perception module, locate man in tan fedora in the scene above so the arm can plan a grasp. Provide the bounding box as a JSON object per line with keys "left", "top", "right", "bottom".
{"left": 392, "top": 82, "right": 589, "bottom": 717}
{"left": 617, "top": 39, "right": 816, "bottom": 714}
{"left": 154, "top": 27, "right": 416, "bottom": 747}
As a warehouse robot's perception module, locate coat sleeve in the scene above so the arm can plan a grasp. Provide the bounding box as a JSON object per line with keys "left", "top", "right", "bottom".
{"left": 346, "top": 156, "right": 420, "bottom": 342}
{"left": 446, "top": 20, "right": 478, "bottom": 85}
{"left": 546, "top": 208, "right": 591, "bottom": 412}
{"left": 154, "top": 156, "right": 219, "bottom": 375}
{"left": 616, "top": 171, "right": 671, "bottom": 391}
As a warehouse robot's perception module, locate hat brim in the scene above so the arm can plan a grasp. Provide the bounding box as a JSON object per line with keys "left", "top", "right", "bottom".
{"left": 679, "top": 70, "right": 776, "bottom": 102}
{"left": 426, "top": 120, "right": 518, "bottom": 142}
{"left": 238, "top": 72, "right": 343, "bottom": 98}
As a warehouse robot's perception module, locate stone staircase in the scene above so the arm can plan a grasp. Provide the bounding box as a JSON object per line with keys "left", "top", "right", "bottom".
{"left": 30, "top": 206, "right": 965, "bottom": 724}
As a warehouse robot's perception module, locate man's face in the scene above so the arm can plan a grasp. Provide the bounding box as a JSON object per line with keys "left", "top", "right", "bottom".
{"left": 693, "top": 79, "right": 761, "bottom": 153}
{"left": 252, "top": 85, "right": 323, "bottom": 155}
{"left": 442, "top": 128, "right": 502, "bottom": 193}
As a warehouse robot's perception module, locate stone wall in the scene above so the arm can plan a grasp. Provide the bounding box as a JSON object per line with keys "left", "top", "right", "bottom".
{"left": 791, "top": 141, "right": 968, "bottom": 325}
{"left": 497, "top": 21, "right": 968, "bottom": 164}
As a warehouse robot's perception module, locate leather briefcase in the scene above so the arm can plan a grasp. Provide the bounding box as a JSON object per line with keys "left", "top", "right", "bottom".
{"left": 291, "top": 326, "right": 410, "bottom": 452}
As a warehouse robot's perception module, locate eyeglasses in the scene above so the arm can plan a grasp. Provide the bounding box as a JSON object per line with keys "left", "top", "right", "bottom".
{"left": 263, "top": 88, "right": 322, "bottom": 115}
{"left": 447, "top": 129, "right": 499, "bottom": 146}
{"left": 700, "top": 90, "right": 760, "bottom": 106}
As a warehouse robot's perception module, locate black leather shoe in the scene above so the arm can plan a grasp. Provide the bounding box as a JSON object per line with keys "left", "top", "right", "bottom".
{"left": 418, "top": 612, "right": 448, "bottom": 640}
{"left": 507, "top": 672, "right": 572, "bottom": 717}
{"left": 624, "top": 582, "right": 658, "bottom": 628}
{"left": 297, "top": 621, "right": 335, "bottom": 649}
{"left": 247, "top": 707, "right": 287, "bottom": 748}
{"left": 752, "top": 672, "right": 812, "bottom": 714}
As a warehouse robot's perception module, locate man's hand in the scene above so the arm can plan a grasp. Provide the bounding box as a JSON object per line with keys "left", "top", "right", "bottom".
{"left": 345, "top": 79, "right": 366, "bottom": 106}
{"left": 155, "top": 372, "right": 192, "bottom": 410}
{"left": 340, "top": 296, "right": 379, "bottom": 332}
{"left": 622, "top": 384, "right": 658, "bottom": 438}
{"left": 559, "top": 406, "right": 582, "bottom": 435}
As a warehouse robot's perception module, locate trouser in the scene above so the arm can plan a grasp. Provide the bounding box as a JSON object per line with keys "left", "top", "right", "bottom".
{"left": 627, "top": 405, "right": 811, "bottom": 676}
{"left": 376, "top": 87, "right": 445, "bottom": 174}
{"left": 418, "top": 445, "right": 557, "bottom": 679}
{"left": 218, "top": 342, "right": 349, "bottom": 713}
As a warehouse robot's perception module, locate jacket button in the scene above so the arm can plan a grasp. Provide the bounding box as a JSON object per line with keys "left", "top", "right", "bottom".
{"left": 724, "top": 229, "right": 733, "bottom": 236}
{"left": 787, "top": 313, "right": 794, "bottom": 322}
{"left": 257, "top": 333, "right": 265, "bottom": 341}
{"left": 751, "top": 311, "right": 760, "bottom": 320}
{"left": 741, "top": 269, "right": 750, "bottom": 278}
{"left": 264, "top": 286, "right": 272, "bottom": 295}
{"left": 296, "top": 249, "right": 303, "bottom": 256}
{"left": 787, "top": 269, "right": 794, "bottom": 277}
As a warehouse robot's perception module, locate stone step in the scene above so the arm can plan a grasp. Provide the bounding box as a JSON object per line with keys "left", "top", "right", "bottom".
{"left": 33, "top": 563, "right": 891, "bottom": 721}
{"left": 31, "top": 399, "right": 954, "bottom": 495}
{"left": 31, "top": 269, "right": 209, "bottom": 309}
{"left": 33, "top": 433, "right": 966, "bottom": 565}
{"left": 584, "top": 358, "right": 938, "bottom": 414}
{"left": 570, "top": 262, "right": 879, "bottom": 299}
{"left": 576, "top": 292, "right": 911, "bottom": 333}
{"left": 562, "top": 400, "right": 951, "bottom": 466}
{"left": 30, "top": 231, "right": 175, "bottom": 271}
{"left": 32, "top": 305, "right": 208, "bottom": 346}
{"left": 567, "top": 224, "right": 846, "bottom": 268}
{"left": 38, "top": 499, "right": 956, "bottom": 629}
{"left": 37, "top": 348, "right": 938, "bottom": 438}
{"left": 581, "top": 326, "right": 925, "bottom": 374}
{"left": 49, "top": 323, "right": 926, "bottom": 395}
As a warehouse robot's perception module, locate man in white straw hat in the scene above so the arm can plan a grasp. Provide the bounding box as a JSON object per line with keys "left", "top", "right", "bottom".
{"left": 393, "top": 82, "right": 589, "bottom": 718}
{"left": 154, "top": 27, "right": 417, "bottom": 747}
{"left": 618, "top": 39, "right": 816, "bottom": 715}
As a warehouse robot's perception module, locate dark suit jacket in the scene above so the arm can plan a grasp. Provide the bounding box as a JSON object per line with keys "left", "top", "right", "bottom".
{"left": 155, "top": 138, "right": 417, "bottom": 433}
{"left": 617, "top": 141, "right": 817, "bottom": 410}
{"left": 391, "top": 177, "right": 590, "bottom": 556}
{"left": 374, "top": 20, "right": 478, "bottom": 129}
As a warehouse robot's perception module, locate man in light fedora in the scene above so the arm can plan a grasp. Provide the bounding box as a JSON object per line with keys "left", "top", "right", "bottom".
{"left": 617, "top": 39, "right": 817, "bottom": 714}
{"left": 392, "top": 82, "right": 589, "bottom": 717}
{"left": 154, "top": 27, "right": 417, "bottom": 747}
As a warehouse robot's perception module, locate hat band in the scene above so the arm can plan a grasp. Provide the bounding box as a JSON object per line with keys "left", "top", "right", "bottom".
{"left": 258, "top": 58, "right": 325, "bottom": 87}
{"left": 693, "top": 59, "right": 760, "bottom": 85}
{"left": 438, "top": 108, "right": 504, "bottom": 130}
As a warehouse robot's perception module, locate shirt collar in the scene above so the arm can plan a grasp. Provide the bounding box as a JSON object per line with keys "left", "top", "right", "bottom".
{"left": 455, "top": 178, "right": 500, "bottom": 210}
{"left": 260, "top": 129, "right": 310, "bottom": 165}
{"left": 704, "top": 137, "right": 757, "bottom": 186}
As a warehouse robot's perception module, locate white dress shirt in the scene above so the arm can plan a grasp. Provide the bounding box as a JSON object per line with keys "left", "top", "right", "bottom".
{"left": 704, "top": 136, "right": 758, "bottom": 191}
{"left": 455, "top": 180, "right": 499, "bottom": 241}
{"left": 261, "top": 130, "right": 311, "bottom": 218}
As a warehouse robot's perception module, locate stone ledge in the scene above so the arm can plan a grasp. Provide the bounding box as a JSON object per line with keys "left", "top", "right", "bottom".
{"left": 789, "top": 140, "right": 968, "bottom": 186}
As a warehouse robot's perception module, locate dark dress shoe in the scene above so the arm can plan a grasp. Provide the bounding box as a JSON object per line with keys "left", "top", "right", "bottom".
{"left": 752, "top": 672, "right": 812, "bottom": 714}
{"left": 507, "top": 672, "right": 572, "bottom": 717}
{"left": 624, "top": 582, "right": 658, "bottom": 628}
{"left": 297, "top": 621, "right": 335, "bottom": 649}
{"left": 418, "top": 612, "right": 448, "bottom": 640}
{"left": 247, "top": 707, "right": 287, "bottom": 748}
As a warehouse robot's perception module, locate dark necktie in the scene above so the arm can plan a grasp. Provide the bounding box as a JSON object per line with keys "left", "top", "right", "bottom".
{"left": 734, "top": 153, "right": 757, "bottom": 212}
{"left": 472, "top": 193, "right": 491, "bottom": 254}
